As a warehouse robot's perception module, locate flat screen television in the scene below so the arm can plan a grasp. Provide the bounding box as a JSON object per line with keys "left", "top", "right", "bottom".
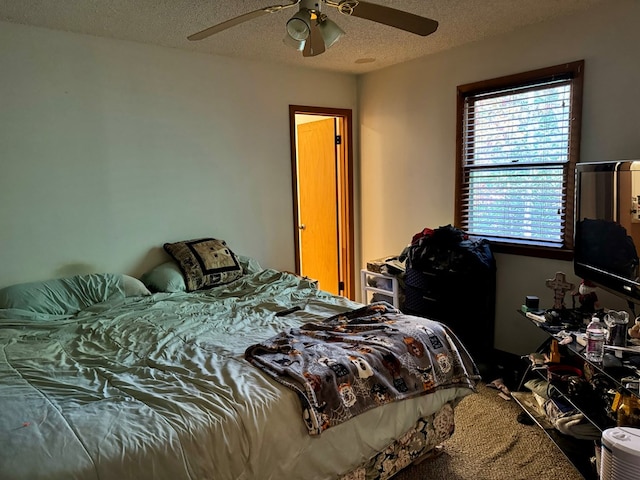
{"left": 574, "top": 160, "right": 640, "bottom": 305}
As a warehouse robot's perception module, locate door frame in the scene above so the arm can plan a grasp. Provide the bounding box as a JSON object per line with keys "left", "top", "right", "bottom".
{"left": 289, "top": 105, "right": 355, "bottom": 299}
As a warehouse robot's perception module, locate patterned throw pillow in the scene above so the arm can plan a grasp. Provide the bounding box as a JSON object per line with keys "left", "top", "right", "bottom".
{"left": 163, "top": 238, "right": 243, "bottom": 291}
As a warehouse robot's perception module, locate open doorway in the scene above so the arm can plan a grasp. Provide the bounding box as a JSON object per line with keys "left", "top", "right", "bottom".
{"left": 289, "top": 105, "right": 354, "bottom": 299}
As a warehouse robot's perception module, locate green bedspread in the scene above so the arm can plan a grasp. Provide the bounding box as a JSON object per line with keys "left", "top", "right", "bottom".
{"left": 0, "top": 269, "right": 474, "bottom": 480}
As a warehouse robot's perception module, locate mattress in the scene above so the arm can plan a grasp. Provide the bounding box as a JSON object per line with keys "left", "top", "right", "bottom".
{"left": 0, "top": 269, "right": 476, "bottom": 480}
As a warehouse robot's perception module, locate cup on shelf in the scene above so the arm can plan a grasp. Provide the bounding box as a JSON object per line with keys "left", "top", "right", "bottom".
{"left": 605, "top": 310, "right": 629, "bottom": 347}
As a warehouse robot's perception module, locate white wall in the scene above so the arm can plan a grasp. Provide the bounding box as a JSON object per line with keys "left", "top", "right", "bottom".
{"left": 3, "top": 2, "right": 640, "bottom": 356}
{"left": 0, "top": 22, "right": 358, "bottom": 288}
{"left": 358, "top": 0, "right": 640, "bottom": 354}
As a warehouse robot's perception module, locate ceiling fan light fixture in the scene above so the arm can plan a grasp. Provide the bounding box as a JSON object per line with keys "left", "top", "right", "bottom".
{"left": 188, "top": 0, "right": 439, "bottom": 59}
{"left": 318, "top": 16, "right": 345, "bottom": 49}
{"left": 286, "top": 9, "right": 312, "bottom": 41}
{"left": 283, "top": 33, "right": 306, "bottom": 51}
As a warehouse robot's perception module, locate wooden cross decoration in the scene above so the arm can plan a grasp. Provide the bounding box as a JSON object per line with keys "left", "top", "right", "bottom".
{"left": 545, "top": 272, "right": 574, "bottom": 310}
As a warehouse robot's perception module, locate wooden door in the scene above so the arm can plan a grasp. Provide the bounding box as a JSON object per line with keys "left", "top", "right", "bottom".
{"left": 297, "top": 118, "right": 340, "bottom": 294}
{"left": 289, "top": 105, "right": 354, "bottom": 300}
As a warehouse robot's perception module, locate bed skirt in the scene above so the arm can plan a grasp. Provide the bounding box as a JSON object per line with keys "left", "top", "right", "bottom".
{"left": 340, "top": 400, "right": 456, "bottom": 480}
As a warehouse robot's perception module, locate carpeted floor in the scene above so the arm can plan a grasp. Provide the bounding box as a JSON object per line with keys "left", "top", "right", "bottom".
{"left": 394, "top": 383, "right": 588, "bottom": 480}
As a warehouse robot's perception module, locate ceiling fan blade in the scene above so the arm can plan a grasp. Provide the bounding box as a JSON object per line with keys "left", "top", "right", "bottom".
{"left": 303, "top": 19, "right": 326, "bottom": 57}
{"left": 188, "top": 1, "right": 300, "bottom": 41}
{"left": 348, "top": 1, "right": 438, "bottom": 36}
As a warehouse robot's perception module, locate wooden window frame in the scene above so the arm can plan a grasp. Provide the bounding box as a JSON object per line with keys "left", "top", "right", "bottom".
{"left": 455, "top": 61, "right": 585, "bottom": 260}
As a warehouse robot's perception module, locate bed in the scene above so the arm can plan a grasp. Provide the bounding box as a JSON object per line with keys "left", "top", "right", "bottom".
{"left": 0, "top": 242, "right": 479, "bottom": 480}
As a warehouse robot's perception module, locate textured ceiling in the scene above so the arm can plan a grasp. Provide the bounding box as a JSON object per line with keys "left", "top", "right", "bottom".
{"left": 0, "top": 0, "right": 606, "bottom": 74}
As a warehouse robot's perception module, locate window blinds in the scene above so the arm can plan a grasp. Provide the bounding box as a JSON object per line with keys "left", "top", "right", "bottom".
{"left": 460, "top": 79, "right": 572, "bottom": 248}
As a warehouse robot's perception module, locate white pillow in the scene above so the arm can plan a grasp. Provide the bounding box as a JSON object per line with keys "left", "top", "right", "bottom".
{"left": 121, "top": 275, "right": 152, "bottom": 297}
{"left": 141, "top": 262, "right": 187, "bottom": 293}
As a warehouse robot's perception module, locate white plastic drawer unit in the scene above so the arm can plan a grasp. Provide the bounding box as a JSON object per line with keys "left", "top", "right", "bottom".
{"left": 360, "top": 269, "right": 400, "bottom": 308}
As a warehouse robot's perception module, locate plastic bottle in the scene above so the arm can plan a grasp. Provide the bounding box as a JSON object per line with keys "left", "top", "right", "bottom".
{"left": 585, "top": 316, "right": 606, "bottom": 363}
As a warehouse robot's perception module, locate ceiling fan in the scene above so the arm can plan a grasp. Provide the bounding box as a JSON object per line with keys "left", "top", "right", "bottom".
{"left": 187, "top": 0, "right": 438, "bottom": 57}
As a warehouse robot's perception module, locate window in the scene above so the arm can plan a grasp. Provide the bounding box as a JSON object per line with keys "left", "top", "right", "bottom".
{"left": 455, "top": 61, "right": 584, "bottom": 259}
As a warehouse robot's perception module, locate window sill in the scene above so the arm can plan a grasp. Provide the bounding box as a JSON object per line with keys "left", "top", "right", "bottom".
{"left": 488, "top": 241, "right": 573, "bottom": 261}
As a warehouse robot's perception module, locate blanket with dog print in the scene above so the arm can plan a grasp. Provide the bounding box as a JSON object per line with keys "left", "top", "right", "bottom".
{"left": 245, "top": 302, "right": 480, "bottom": 435}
